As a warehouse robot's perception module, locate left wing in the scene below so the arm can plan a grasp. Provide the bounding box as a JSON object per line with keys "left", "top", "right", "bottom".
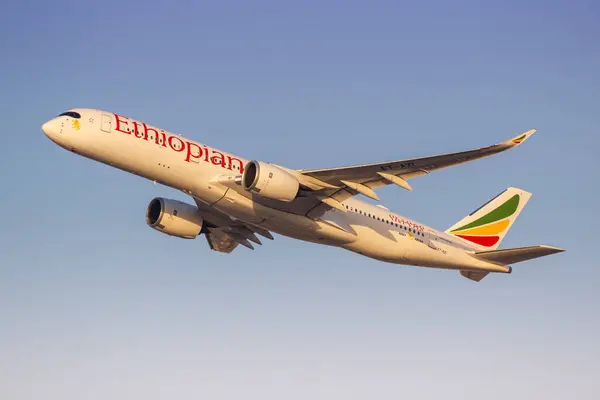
{"left": 292, "top": 129, "right": 536, "bottom": 215}
{"left": 205, "top": 228, "right": 240, "bottom": 253}
{"left": 205, "top": 226, "right": 263, "bottom": 252}
{"left": 192, "top": 197, "right": 274, "bottom": 253}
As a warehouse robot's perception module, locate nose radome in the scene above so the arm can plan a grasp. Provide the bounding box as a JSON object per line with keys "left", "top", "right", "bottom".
{"left": 42, "top": 118, "right": 60, "bottom": 137}
{"left": 41, "top": 121, "right": 51, "bottom": 135}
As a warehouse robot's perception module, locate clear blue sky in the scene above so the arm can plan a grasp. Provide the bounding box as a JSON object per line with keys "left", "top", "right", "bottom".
{"left": 1, "top": 0, "right": 598, "bottom": 398}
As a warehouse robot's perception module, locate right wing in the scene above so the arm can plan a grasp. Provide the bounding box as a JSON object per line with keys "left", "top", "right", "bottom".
{"left": 290, "top": 129, "right": 537, "bottom": 217}
{"left": 299, "top": 129, "right": 536, "bottom": 191}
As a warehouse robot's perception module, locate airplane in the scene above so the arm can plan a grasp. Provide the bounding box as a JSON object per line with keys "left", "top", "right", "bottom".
{"left": 41, "top": 109, "right": 564, "bottom": 282}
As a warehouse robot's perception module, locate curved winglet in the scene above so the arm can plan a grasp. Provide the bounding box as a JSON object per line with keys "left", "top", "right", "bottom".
{"left": 504, "top": 129, "right": 536, "bottom": 147}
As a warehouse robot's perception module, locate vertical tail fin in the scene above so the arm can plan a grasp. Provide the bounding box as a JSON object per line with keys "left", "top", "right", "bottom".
{"left": 445, "top": 187, "right": 532, "bottom": 250}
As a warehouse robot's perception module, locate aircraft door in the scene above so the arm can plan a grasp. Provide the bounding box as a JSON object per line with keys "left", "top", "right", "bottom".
{"left": 100, "top": 113, "right": 112, "bottom": 132}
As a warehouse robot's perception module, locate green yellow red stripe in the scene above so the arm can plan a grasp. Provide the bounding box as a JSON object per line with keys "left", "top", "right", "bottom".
{"left": 512, "top": 134, "right": 527, "bottom": 144}
{"left": 450, "top": 219, "right": 510, "bottom": 236}
{"left": 450, "top": 195, "right": 519, "bottom": 233}
{"left": 450, "top": 194, "right": 521, "bottom": 247}
{"left": 455, "top": 235, "right": 500, "bottom": 247}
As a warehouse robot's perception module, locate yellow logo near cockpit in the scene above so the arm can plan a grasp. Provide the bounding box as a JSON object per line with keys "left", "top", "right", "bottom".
{"left": 72, "top": 120, "right": 81, "bottom": 130}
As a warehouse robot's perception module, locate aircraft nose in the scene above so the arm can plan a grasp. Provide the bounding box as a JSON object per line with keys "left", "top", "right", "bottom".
{"left": 42, "top": 118, "right": 61, "bottom": 138}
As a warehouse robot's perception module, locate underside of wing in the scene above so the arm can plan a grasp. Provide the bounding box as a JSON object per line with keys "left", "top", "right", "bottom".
{"left": 192, "top": 197, "right": 274, "bottom": 253}
{"left": 205, "top": 229, "right": 240, "bottom": 253}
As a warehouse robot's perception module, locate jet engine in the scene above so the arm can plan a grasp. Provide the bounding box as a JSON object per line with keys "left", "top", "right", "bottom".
{"left": 241, "top": 160, "right": 300, "bottom": 202}
{"left": 145, "top": 197, "right": 204, "bottom": 239}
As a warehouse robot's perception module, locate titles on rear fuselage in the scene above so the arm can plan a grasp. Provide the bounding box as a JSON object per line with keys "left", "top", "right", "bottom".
{"left": 389, "top": 214, "right": 425, "bottom": 231}
{"left": 113, "top": 113, "right": 245, "bottom": 173}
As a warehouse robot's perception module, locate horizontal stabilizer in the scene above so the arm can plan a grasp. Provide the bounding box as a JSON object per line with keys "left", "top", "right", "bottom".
{"left": 470, "top": 245, "right": 565, "bottom": 265}
{"left": 460, "top": 270, "right": 490, "bottom": 282}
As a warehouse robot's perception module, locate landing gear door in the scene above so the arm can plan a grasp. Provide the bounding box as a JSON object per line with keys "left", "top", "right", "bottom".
{"left": 100, "top": 113, "right": 112, "bottom": 133}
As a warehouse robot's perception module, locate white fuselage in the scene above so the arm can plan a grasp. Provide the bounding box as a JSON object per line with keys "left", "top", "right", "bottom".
{"left": 42, "top": 109, "right": 509, "bottom": 274}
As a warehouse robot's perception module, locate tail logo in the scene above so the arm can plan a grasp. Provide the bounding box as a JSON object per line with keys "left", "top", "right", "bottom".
{"left": 449, "top": 194, "right": 520, "bottom": 247}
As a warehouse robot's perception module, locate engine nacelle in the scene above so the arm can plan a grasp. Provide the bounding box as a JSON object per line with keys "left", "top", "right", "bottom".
{"left": 145, "top": 197, "right": 204, "bottom": 239}
{"left": 241, "top": 160, "right": 300, "bottom": 202}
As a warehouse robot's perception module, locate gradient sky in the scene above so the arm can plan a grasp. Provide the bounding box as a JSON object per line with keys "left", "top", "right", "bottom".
{"left": 1, "top": 0, "right": 598, "bottom": 399}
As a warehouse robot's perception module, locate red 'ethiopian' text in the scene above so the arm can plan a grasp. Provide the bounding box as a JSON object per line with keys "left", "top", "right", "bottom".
{"left": 113, "top": 113, "right": 245, "bottom": 173}
{"left": 390, "top": 214, "right": 424, "bottom": 231}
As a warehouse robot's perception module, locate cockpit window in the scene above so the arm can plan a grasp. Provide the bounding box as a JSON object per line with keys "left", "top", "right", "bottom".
{"left": 58, "top": 111, "right": 81, "bottom": 119}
